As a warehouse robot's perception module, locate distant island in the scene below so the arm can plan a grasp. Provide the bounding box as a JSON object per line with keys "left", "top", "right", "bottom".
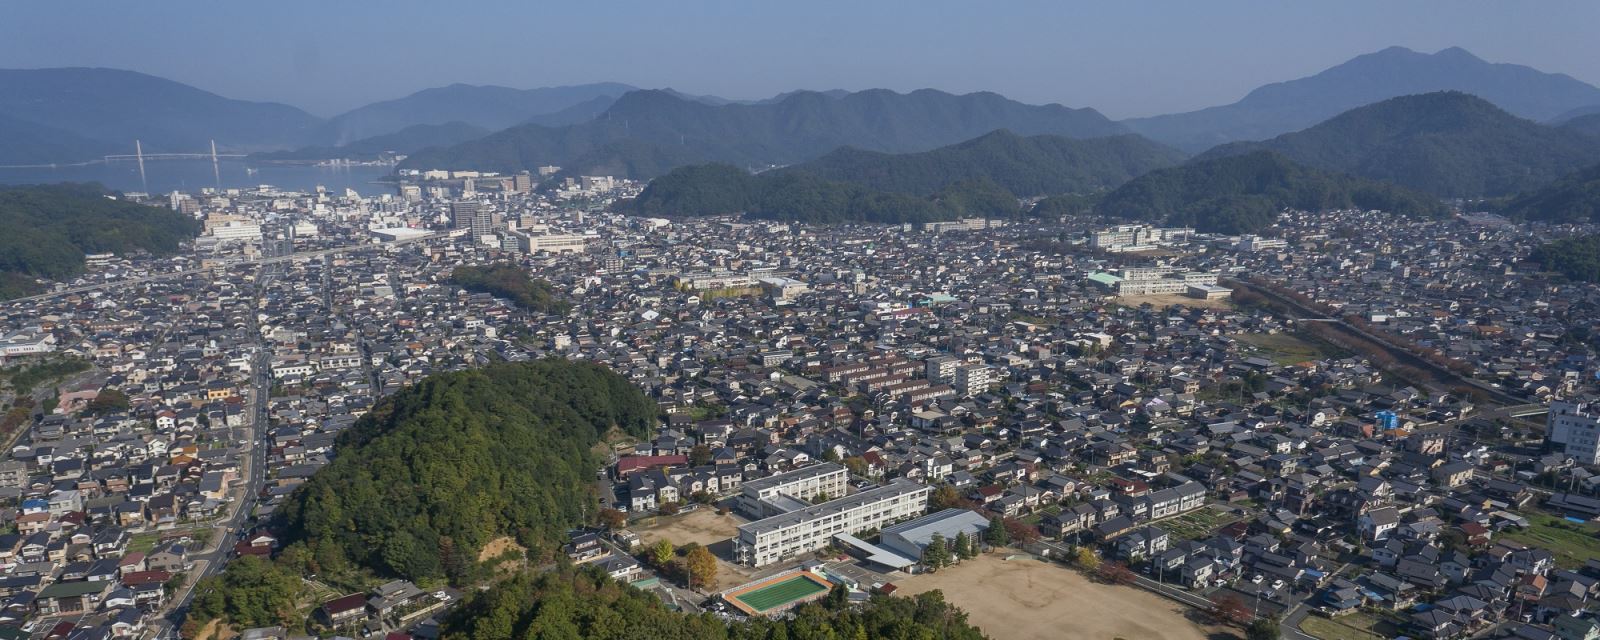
{"left": 0, "top": 183, "right": 199, "bottom": 299}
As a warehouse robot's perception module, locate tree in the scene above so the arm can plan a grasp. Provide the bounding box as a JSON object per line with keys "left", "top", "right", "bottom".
{"left": 659, "top": 500, "right": 681, "bottom": 515}
{"left": 1210, "top": 593, "right": 1253, "bottom": 625}
{"left": 1003, "top": 517, "right": 1040, "bottom": 544}
{"left": 86, "top": 388, "right": 130, "bottom": 415}
{"left": 825, "top": 583, "right": 849, "bottom": 609}
{"left": 1246, "top": 616, "right": 1280, "bottom": 640}
{"left": 931, "top": 485, "right": 963, "bottom": 510}
{"left": 684, "top": 544, "right": 717, "bottom": 590}
{"left": 984, "top": 516, "right": 1009, "bottom": 548}
{"left": 1074, "top": 547, "right": 1101, "bottom": 571}
{"left": 1097, "top": 561, "right": 1135, "bottom": 585}
{"left": 689, "top": 444, "right": 713, "bottom": 467}
{"left": 954, "top": 532, "right": 976, "bottom": 560}
{"left": 651, "top": 540, "right": 676, "bottom": 569}
{"left": 842, "top": 456, "right": 869, "bottom": 477}
{"left": 924, "top": 533, "right": 950, "bottom": 570}
{"left": 598, "top": 508, "right": 627, "bottom": 530}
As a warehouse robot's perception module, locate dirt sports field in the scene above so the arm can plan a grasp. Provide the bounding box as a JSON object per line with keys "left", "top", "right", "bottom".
{"left": 898, "top": 555, "right": 1236, "bottom": 640}
{"left": 636, "top": 507, "right": 742, "bottom": 548}
{"left": 635, "top": 508, "right": 756, "bottom": 589}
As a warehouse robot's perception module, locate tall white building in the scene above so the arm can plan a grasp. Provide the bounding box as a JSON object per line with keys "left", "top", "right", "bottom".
{"left": 736, "top": 463, "right": 849, "bottom": 518}
{"left": 954, "top": 364, "right": 995, "bottom": 397}
{"left": 1549, "top": 402, "right": 1600, "bottom": 465}
{"left": 735, "top": 479, "right": 930, "bottom": 567}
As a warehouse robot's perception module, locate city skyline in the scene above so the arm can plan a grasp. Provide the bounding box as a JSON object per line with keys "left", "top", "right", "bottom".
{"left": 3, "top": 1, "right": 1599, "bottom": 118}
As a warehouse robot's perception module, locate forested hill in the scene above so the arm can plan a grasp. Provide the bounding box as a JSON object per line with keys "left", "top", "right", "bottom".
{"left": 1195, "top": 91, "right": 1600, "bottom": 197}
{"left": 442, "top": 566, "right": 988, "bottom": 640}
{"left": 624, "top": 130, "right": 1182, "bottom": 224}
{"left": 277, "top": 360, "right": 659, "bottom": 584}
{"left": 1061, "top": 150, "right": 1447, "bottom": 234}
{"left": 0, "top": 183, "right": 200, "bottom": 300}
{"left": 1502, "top": 162, "right": 1600, "bottom": 223}
{"left": 773, "top": 130, "right": 1186, "bottom": 197}
{"left": 398, "top": 88, "right": 1128, "bottom": 178}
{"left": 628, "top": 164, "right": 1021, "bottom": 224}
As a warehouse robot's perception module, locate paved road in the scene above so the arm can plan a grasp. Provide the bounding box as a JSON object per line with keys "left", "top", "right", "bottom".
{"left": 149, "top": 241, "right": 285, "bottom": 640}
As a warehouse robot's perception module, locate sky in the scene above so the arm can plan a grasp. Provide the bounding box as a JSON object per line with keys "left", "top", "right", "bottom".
{"left": 4, "top": 0, "right": 1599, "bottom": 119}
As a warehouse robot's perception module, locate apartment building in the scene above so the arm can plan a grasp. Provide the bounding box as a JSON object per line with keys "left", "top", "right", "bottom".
{"left": 735, "top": 479, "right": 931, "bottom": 567}
{"left": 1549, "top": 401, "right": 1600, "bottom": 465}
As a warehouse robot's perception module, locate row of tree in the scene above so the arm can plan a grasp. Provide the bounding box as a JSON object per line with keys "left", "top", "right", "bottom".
{"left": 441, "top": 565, "right": 988, "bottom": 640}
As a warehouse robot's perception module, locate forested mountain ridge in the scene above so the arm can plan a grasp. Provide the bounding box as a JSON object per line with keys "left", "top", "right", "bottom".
{"left": 398, "top": 88, "right": 1130, "bottom": 178}
{"left": 1070, "top": 150, "right": 1447, "bottom": 234}
{"left": 1194, "top": 92, "right": 1600, "bottom": 197}
{"left": 0, "top": 183, "right": 200, "bottom": 300}
{"left": 626, "top": 130, "right": 1180, "bottom": 224}
{"left": 774, "top": 130, "right": 1185, "bottom": 197}
{"left": 1501, "top": 162, "right": 1600, "bottom": 223}
{"left": 629, "top": 163, "right": 1022, "bottom": 224}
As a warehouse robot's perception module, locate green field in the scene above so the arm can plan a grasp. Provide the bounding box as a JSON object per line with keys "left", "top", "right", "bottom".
{"left": 1502, "top": 512, "right": 1600, "bottom": 568}
{"left": 1160, "top": 508, "right": 1240, "bottom": 540}
{"left": 1235, "top": 332, "right": 1339, "bottom": 366}
{"left": 733, "top": 575, "right": 829, "bottom": 612}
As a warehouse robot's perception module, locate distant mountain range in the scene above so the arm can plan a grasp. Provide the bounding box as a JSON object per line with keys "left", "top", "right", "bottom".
{"left": 0, "top": 69, "right": 635, "bottom": 161}
{"left": 315, "top": 82, "right": 635, "bottom": 145}
{"left": 1069, "top": 150, "right": 1447, "bottom": 234}
{"left": 398, "top": 88, "right": 1130, "bottom": 178}
{"left": 626, "top": 130, "right": 1183, "bottom": 223}
{"left": 1195, "top": 92, "right": 1600, "bottom": 197}
{"left": 0, "top": 67, "right": 322, "bottom": 156}
{"left": 1562, "top": 113, "right": 1600, "bottom": 139}
{"left": 772, "top": 129, "right": 1185, "bottom": 196}
{"left": 1124, "top": 46, "right": 1600, "bottom": 152}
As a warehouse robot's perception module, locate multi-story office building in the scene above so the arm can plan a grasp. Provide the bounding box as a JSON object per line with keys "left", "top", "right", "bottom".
{"left": 735, "top": 479, "right": 931, "bottom": 567}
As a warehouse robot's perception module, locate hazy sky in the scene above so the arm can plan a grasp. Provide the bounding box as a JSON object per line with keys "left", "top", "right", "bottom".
{"left": 5, "top": 1, "right": 1599, "bottom": 119}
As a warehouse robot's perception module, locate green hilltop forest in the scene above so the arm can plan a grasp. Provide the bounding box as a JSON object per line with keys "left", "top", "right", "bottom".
{"left": 630, "top": 163, "right": 1021, "bottom": 224}
{"left": 448, "top": 263, "right": 571, "bottom": 314}
{"left": 0, "top": 183, "right": 200, "bottom": 299}
{"left": 1532, "top": 234, "right": 1600, "bottom": 282}
{"left": 190, "top": 360, "right": 989, "bottom": 640}
{"left": 1196, "top": 92, "right": 1600, "bottom": 197}
{"left": 1501, "top": 162, "right": 1600, "bottom": 223}
{"left": 276, "top": 360, "right": 658, "bottom": 584}
{"left": 1058, "top": 150, "right": 1447, "bottom": 234}
{"left": 443, "top": 566, "right": 986, "bottom": 640}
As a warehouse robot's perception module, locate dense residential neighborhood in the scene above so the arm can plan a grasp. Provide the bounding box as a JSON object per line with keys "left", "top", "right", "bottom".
{"left": 4, "top": 171, "right": 1600, "bottom": 640}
